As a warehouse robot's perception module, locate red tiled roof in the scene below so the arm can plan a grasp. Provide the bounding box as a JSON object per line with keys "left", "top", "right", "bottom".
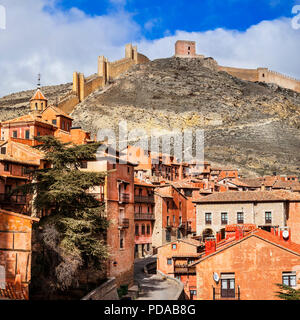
{"left": 30, "top": 89, "right": 47, "bottom": 101}
{"left": 0, "top": 282, "right": 28, "bottom": 300}
{"left": 134, "top": 178, "right": 155, "bottom": 187}
{"left": 192, "top": 228, "right": 300, "bottom": 266}
{"left": 193, "top": 190, "right": 300, "bottom": 203}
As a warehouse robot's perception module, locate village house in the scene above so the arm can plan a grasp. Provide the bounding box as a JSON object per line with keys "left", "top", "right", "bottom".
{"left": 1, "top": 89, "right": 91, "bottom": 146}
{"left": 0, "top": 209, "right": 39, "bottom": 300}
{"left": 81, "top": 146, "right": 137, "bottom": 287}
{"left": 134, "top": 178, "right": 155, "bottom": 258}
{"left": 192, "top": 226, "right": 300, "bottom": 300}
{"left": 152, "top": 184, "right": 188, "bottom": 249}
{"left": 0, "top": 140, "right": 45, "bottom": 214}
{"left": 157, "top": 238, "right": 203, "bottom": 300}
{"left": 194, "top": 190, "right": 300, "bottom": 244}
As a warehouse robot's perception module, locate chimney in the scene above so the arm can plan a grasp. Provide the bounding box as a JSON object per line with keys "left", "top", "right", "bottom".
{"left": 205, "top": 238, "right": 216, "bottom": 256}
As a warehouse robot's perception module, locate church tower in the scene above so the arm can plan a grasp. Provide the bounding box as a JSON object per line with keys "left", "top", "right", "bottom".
{"left": 30, "top": 74, "right": 48, "bottom": 112}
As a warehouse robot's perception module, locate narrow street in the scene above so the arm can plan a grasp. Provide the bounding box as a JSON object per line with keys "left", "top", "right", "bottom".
{"left": 134, "top": 257, "right": 182, "bottom": 300}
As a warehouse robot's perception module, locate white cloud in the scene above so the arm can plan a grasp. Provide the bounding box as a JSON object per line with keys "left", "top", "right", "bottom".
{"left": 0, "top": 0, "right": 300, "bottom": 97}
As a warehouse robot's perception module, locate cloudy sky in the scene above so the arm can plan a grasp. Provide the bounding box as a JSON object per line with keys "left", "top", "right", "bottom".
{"left": 0, "top": 0, "right": 300, "bottom": 97}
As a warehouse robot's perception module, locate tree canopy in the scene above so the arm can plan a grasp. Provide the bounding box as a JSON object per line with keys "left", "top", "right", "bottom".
{"left": 19, "top": 136, "right": 109, "bottom": 297}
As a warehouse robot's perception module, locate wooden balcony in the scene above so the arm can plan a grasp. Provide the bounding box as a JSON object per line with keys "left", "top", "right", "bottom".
{"left": 0, "top": 194, "right": 27, "bottom": 205}
{"left": 119, "top": 193, "right": 130, "bottom": 204}
{"left": 134, "top": 195, "right": 155, "bottom": 204}
{"left": 119, "top": 218, "right": 129, "bottom": 229}
{"left": 174, "top": 265, "right": 196, "bottom": 274}
{"left": 134, "top": 213, "right": 155, "bottom": 221}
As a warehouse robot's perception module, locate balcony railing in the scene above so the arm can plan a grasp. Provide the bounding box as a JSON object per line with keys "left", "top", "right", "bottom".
{"left": 134, "top": 213, "right": 155, "bottom": 221}
{"left": 0, "top": 194, "right": 27, "bottom": 204}
{"left": 90, "top": 193, "right": 105, "bottom": 202}
{"left": 134, "top": 195, "right": 155, "bottom": 203}
{"left": 119, "top": 218, "right": 129, "bottom": 229}
{"left": 174, "top": 265, "right": 196, "bottom": 274}
{"left": 213, "top": 286, "right": 240, "bottom": 300}
{"left": 119, "top": 193, "right": 130, "bottom": 204}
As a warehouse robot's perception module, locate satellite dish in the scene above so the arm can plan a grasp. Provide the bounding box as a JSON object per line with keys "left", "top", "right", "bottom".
{"left": 213, "top": 272, "right": 220, "bottom": 283}
{"left": 282, "top": 230, "right": 289, "bottom": 239}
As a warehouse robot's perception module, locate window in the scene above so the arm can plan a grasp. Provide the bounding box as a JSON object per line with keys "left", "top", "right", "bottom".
{"left": 177, "top": 229, "right": 181, "bottom": 239}
{"left": 172, "top": 244, "right": 177, "bottom": 250}
{"left": 120, "top": 230, "right": 124, "bottom": 249}
{"left": 141, "top": 224, "right": 145, "bottom": 235}
{"left": 167, "top": 258, "right": 172, "bottom": 265}
{"left": 237, "top": 212, "right": 244, "bottom": 224}
{"left": 112, "top": 163, "right": 116, "bottom": 169}
{"left": 1, "top": 147, "right": 6, "bottom": 155}
{"left": 37, "top": 132, "right": 41, "bottom": 136}
{"left": 147, "top": 225, "right": 151, "bottom": 235}
{"left": 221, "top": 213, "right": 228, "bottom": 225}
{"left": 221, "top": 273, "right": 235, "bottom": 298}
{"left": 35, "top": 103, "right": 38, "bottom": 110}
{"left": 179, "top": 201, "right": 182, "bottom": 212}
{"left": 167, "top": 201, "right": 169, "bottom": 212}
{"left": 62, "top": 121, "right": 65, "bottom": 130}
{"left": 173, "top": 215, "right": 175, "bottom": 225}
{"left": 166, "top": 229, "right": 171, "bottom": 242}
{"left": 25, "top": 130, "right": 30, "bottom": 139}
{"left": 52, "top": 119, "right": 57, "bottom": 125}
{"left": 179, "top": 216, "right": 182, "bottom": 226}
{"left": 12, "top": 131, "right": 17, "bottom": 138}
{"left": 282, "top": 272, "right": 296, "bottom": 287}
{"left": 4, "top": 163, "right": 10, "bottom": 172}
{"left": 190, "top": 290, "right": 197, "bottom": 297}
{"left": 135, "top": 224, "right": 139, "bottom": 236}
{"left": 146, "top": 243, "right": 150, "bottom": 251}
{"left": 127, "top": 167, "right": 130, "bottom": 174}
{"left": 205, "top": 213, "right": 212, "bottom": 225}
{"left": 80, "top": 161, "right": 88, "bottom": 169}
{"left": 265, "top": 212, "right": 272, "bottom": 224}
{"left": 167, "top": 216, "right": 170, "bottom": 226}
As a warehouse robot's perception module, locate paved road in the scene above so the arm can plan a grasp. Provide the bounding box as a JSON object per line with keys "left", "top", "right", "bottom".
{"left": 134, "top": 257, "right": 181, "bottom": 300}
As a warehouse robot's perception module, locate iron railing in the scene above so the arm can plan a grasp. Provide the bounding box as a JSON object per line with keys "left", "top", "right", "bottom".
{"left": 134, "top": 195, "right": 155, "bottom": 203}
{"left": 119, "top": 193, "right": 130, "bottom": 204}
{"left": 134, "top": 213, "right": 155, "bottom": 221}
{"left": 213, "top": 286, "right": 240, "bottom": 300}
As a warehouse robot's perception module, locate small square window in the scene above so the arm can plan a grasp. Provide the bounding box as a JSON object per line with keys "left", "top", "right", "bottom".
{"left": 4, "top": 163, "right": 10, "bottom": 172}
{"left": 172, "top": 244, "right": 177, "bottom": 250}
{"left": 167, "top": 258, "right": 172, "bottom": 265}
{"left": 12, "top": 131, "right": 17, "bottom": 138}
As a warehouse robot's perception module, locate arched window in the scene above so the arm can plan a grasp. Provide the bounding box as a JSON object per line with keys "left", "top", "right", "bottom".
{"left": 135, "top": 224, "right": 139, "bottom": 236}
{"left": 35, "top": 103, "right": 38, "bottom": 110}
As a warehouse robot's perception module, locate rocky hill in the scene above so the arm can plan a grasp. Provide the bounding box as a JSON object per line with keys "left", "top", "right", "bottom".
{"left": 1, "top": 57, "right": 300, "bottom": 177}
{"left": 0, "top": 83, "right": 72, "bottom": 121}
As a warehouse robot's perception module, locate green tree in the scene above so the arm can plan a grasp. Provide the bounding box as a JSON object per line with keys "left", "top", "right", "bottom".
{"left": 276, "top": 284, "right": 300, "bottom": 300}
{"left": 18, "top": 136, "right": 109, "bottom": 298}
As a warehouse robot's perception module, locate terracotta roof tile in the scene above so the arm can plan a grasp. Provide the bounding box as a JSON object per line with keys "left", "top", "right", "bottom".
{"left": 30, "top": 89, "right": 47, "bottom": 101}
{"left": 193, "top": 190, "right": 300, "bottom": 203}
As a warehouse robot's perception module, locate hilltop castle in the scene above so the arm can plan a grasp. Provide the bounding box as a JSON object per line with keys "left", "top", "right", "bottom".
{"left": 53, "top": 40, "right": 300, "bottom": 117}
{"left": 175, "top": 40, "right": 300, "bottom": 93}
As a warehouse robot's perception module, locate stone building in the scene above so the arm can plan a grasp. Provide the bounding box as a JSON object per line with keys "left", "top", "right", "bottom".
{"left": 81, "top": 147, "right": 137, "bottom": 287}
{"left": 134, "top": 178, "right": 155, "bottom": 258}
{"left": 152, "top": 185, "right": 188, "bottom": 249}
{"left": 194, "top": 190, "right": 300, "bottom": 244}
{"left": 157, "top": 238, "right": 203, "bottom": 300}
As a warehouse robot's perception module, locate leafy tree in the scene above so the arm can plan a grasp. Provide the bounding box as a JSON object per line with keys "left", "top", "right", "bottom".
{"left": 276, "top": 284, "right": 300, "bottom": 300}
{"left": 17, "top": 136, "right": 109, "bottom": 298}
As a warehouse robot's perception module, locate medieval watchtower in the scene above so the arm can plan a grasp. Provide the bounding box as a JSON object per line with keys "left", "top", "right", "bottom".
{"left": 175, "top": 40, "right": 197, "bottom": 57}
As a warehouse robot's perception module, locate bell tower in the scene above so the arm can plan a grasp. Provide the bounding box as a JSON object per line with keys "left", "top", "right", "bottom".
{"left": 30, "top": 74, "right": 48, "bottom": 112}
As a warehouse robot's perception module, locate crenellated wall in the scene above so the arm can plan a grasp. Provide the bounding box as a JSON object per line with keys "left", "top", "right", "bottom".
{"left": 65, "top": 44, "right": 150, "bottom": 111}
{"left": 218, "top": 65, "right": 300, "bottom": 92}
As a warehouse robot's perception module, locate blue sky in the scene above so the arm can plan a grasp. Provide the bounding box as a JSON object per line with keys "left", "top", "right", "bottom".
{"left": 55, "top": 0, "right": 299, "bottom": 39}
{"left": 0, "top": 0, "right": 300, "bottom": 96}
